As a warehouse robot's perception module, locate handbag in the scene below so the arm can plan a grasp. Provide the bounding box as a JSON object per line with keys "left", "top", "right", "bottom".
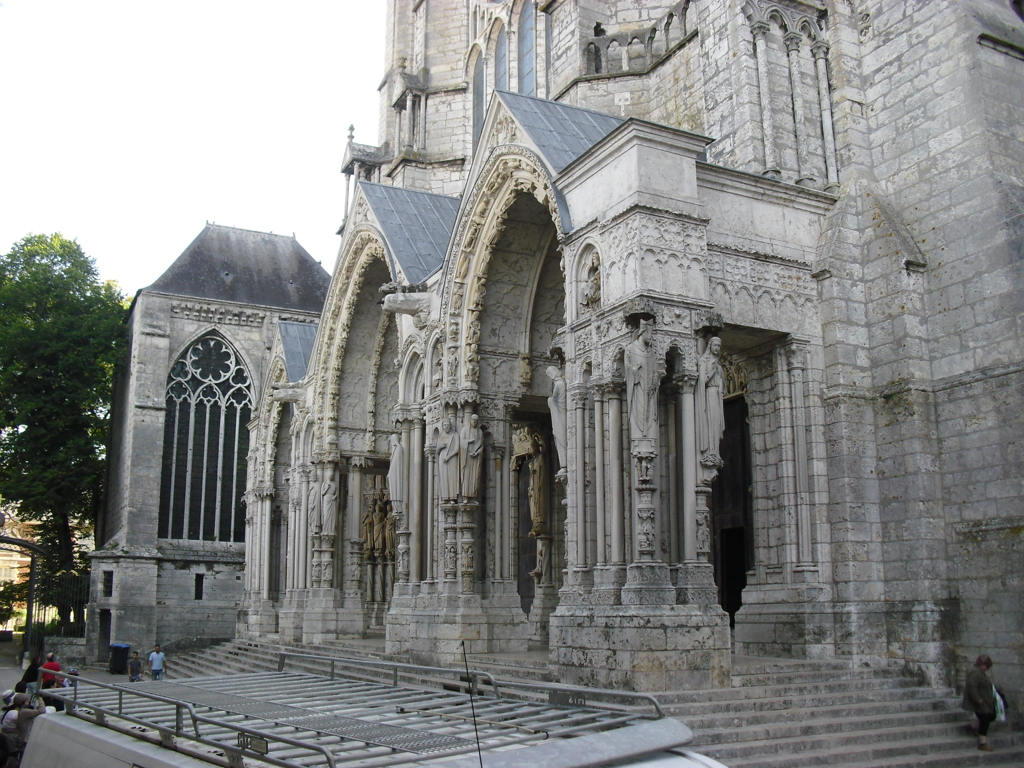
{"left": 995, "top": 689, "right": 1007, "bottom": 722}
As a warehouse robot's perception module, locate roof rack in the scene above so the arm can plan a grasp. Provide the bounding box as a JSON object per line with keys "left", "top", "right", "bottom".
{"left": 46, "top": 655, "right": 689, "bottom": 767}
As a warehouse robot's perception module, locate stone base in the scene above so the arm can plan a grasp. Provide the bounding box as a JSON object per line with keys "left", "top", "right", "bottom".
{"left": 733, "top": 583, "right": 847, "bottom": 663}
{"left": 549, "top": 603, "right": 732, "bottom": 691}
{"left": 237, "top": 597, "right": 278, "bottom": 638}
{"left": 300, "top": 589, "right": 348, "bottom": 644}
{"left": 387, "top": 590, "right": 530, "bottom": 665}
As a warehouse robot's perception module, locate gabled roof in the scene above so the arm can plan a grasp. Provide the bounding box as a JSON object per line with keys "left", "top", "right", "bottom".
{"left": 359, "top": 182, "right": 461, "bottom": 283}
{"left": 278, "top": 321, "right": 319, "bottom": 382}
{"left": 147, "top": 224, "right": 330, "bottom": 313}
{"left": 496, "top": 91, "right": 625, "bottom": 173}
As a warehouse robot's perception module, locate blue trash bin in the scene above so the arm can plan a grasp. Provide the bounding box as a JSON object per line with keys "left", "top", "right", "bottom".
{"left": 109, "top": 642, "right": 131, "bottom": 674}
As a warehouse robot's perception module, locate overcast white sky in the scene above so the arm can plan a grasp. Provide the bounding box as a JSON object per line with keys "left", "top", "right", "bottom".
{"left": 0, "top": 1, "right": 387, "bottom": 295}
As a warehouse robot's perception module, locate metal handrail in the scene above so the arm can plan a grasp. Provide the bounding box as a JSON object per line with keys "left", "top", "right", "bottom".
{"left": 276, "top": 650, "right": 502, "bottom": 695}
{"left": 275, "top": 651, "right": 665, "bottom": 718}
{"left": 43, "top": 670, "right": 339, "bottom": 768}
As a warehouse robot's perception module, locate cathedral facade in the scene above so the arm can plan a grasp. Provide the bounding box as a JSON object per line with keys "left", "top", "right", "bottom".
{"left": 238, "top": 0, "right": 1024, "bottom": 700}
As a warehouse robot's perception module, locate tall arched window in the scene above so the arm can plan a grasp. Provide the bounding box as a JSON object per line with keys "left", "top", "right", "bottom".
{"left": 472, "top": 53, "right": 485, "bottom": 147}
{"left": 158, "top": 335, "right": 252, "bottom": 542}
{"left": 495, "top": 24, "right": 508, "bottom": 90}
{"left": 517, "top": 2, "right": 536, "bottom": 96}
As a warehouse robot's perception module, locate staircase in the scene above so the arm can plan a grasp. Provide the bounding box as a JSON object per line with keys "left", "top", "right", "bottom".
{"left": 168, "top": 641, "right": 1023, "bottom": 768}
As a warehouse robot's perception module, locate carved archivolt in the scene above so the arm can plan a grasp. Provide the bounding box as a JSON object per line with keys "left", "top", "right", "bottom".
{"left": 743, "top": 0, "right": 824, "bottom": 42}
{"left": 440, "top": 147, "right": 564, "bottom": 392}
{"left": 311, "top": 227, "right": 389, "bottom": 451}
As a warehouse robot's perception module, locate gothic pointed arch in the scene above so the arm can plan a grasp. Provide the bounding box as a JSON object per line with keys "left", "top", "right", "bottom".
{"left": 439, "top": 147, "right": 566, "bottom": 394}
{"left": 157, "top": 330, "right": 253, "bottom": 542}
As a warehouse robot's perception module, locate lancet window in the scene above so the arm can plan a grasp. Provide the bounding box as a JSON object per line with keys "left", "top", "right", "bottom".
{"left": 517, "top": 2, "right": 536, "bottom": 96}
{"left": 157, "top": 335, "right": 252, "bottom": 542}
{"left": 495, "top": 24, "right": 508, "bottom": 90}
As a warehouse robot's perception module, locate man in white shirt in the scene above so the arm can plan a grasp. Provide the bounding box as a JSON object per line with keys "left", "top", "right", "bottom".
{"left": 147, "top": 644, "right": 167, "bottom": 681}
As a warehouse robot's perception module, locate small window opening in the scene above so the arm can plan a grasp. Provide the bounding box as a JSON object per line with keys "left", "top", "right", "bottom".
{"left": 102, "top": 570, "right": 114, "bottom": 598}
{"left": 194, "top": 573, "right": 205, "bottom": 600}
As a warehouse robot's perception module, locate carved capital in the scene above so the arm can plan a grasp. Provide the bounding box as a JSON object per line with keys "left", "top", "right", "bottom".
{"left": 783, "top": 31, "right": 803, "bottom": 54}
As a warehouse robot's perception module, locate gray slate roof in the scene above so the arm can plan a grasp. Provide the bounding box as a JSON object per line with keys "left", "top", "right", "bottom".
{"left": 278, "top": 321, "right": 319, "bottom": 382}
{"left": 147, "top": 224, "right": 330, "bottom": 313}
{"left": 496, "top": 91, "right": 625, "bottom": 173}
{"left": 359, "top": 182, "right": 461, "bottom": 283}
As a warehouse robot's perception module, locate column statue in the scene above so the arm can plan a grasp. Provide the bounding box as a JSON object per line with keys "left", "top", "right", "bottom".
{"left": 459, "top": 413, "right": 484, "bottom": 499}
{"left": 527, "top": 436, "right": 547, "bottom": 536}
{"left": 437, "top": 415, "right": 461, "bottom": 502}
{"left": 387, "top": 433, "right": 406, "bottom": 516}
{"left": 320, "top": 475, "right": 338, "bottom": 537}
{"left": 546, "top": 365, "right": 568, "bottom": 471}
{"left": 372, "top": 496, "right": 387, "bottom": 555}
{"left": 306, "top": 481, "right": 321, "bottom": 532}
{"left": 695, "top": 336, "right": 726, "bottom": 470}
{"left": 624, "top": 320, "right": 658, "bottom": 443}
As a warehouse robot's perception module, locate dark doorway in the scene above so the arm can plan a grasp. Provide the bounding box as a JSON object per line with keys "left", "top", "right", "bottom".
{"left": 711, "top": 396, "right": 753, "bottom": 626}
{"left": 98, "top": 609, "right": 111, "bottom": 663}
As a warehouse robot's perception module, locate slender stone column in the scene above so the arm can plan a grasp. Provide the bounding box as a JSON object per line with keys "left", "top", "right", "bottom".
{"left": 785, "top": 345, "right": 815, "bottom": 568}
{"left": 418, "top": 95, "right": 428, "bottom": 151}
{"left": 812, "top": 41, "right": 839, "bottom": 190}
{"left": 425, "top": 445, "right": 436, "bottom": 581}
{"left": 594, "top": 390, "right": 606, "bottom": 566}
{"left": 751, "top": 21, "right": 780, "bottom": 177}
{"left": 608, "top": 387, "right": 625, "bottom": 565}
{"left": 667, "top": 398, "right": 679, "bottom": 564}
{"left": 299, "top": 469, "right": 311, "bottom": 588}
{"left": 442, "top": 503, "right": 458, "bottom": 586}
{"left": 785, "top": 32, "right": 814, "bottom": 186}
{"left": 409, "top": 418, "right": 424, "bottom": 582}
{"left": 492, "top": 445, "right": 506, "bottom": 580}
{"left": 345, "top": 460, "right": 364, "bottom": 596}
{"left": 573, "top": 390, "right": 588, "bottom": 571}
{"left": 679, "top": 377, "right": 697, "bottom": 562}
{"left": 403, "top": 102, "right": 415, "bottom": 151}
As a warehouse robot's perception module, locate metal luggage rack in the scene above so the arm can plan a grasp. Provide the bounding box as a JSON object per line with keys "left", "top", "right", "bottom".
{"left": 46, "top": 654, "right": 673, "bottom": 768}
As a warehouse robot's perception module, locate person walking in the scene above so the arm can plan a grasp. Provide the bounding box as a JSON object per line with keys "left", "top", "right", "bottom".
{"left": 963, "top": 654, "right": 997, "bottom": 751}
{"left": 147, "top": 644, "right": 166, "bottom": 681}
{"left": 127, "top": 651, "right": 143, "bottom": 682}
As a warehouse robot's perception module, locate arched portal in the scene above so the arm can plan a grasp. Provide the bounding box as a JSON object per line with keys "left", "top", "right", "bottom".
{"left": 476, "top": 192, "right": 565, "bottom": 639}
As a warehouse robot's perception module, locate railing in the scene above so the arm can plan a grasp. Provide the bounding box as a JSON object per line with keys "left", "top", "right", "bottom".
{"left": 275, "top": 650, "right": 665, "bottom": 718}
{"left": 44, "top": 670, "right": 339, "bottom": 768}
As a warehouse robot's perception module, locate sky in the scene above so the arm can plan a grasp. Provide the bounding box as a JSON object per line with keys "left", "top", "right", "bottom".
{"left": 0, "top": 1, "right": 387, "bottom": 295}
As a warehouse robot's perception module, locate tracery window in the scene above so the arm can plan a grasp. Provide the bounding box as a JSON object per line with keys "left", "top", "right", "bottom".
{"left": 517, "top": 2, "right": 536, "bottom": 96}
{"left": 157, "top": 335, "right": 251, "bottom": 542}
{"left": 495, "top": 24, "right": 508, "bottom": 90}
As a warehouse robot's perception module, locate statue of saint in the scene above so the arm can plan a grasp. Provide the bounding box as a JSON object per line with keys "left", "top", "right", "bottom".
{"left": 624, "top": 320, "right": 658, "bottom": 442}
{"left": 696, "top": 336, "right": 725, "bottom": 467}
{"left": 387, "top": 433, "right": 406, "bottom": 516}
{"left": 307, "top": 482, "right": 321, "bottom": 532}
{"left": 320, "top": 475, "right": 338, "bottom": 537}
{"left": 385, "top": 504, "right": 397, "bottom": 559}
{"left": 459, "top": 413, "right": 484, "bottom": 499}
{"left": 527, "top": 437, "right": 547, "bottom": 537}
{"left": 437, "top": 416, "right": 461, "bottom": 502}
{"left": 361, "top": 502, "right": 374, "bottom": 548}
{"left": 372, "top": 497, "right": 387, "bottom": 554}
{"left": 546, "top": 365, "right": 568, "bottom": 471}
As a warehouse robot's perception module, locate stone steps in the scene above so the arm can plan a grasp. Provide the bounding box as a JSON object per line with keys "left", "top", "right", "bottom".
{"left": 166, "top": 640, "right": 1022, "bottom": 768}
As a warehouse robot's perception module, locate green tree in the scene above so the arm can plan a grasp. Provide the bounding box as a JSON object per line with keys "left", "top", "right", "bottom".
{"left": 0, "top": 234, "right": 125, "bottom": 626}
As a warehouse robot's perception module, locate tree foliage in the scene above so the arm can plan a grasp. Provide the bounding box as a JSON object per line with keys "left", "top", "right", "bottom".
{"left": 0, "top": 234, "right": 125, "bottom": 580}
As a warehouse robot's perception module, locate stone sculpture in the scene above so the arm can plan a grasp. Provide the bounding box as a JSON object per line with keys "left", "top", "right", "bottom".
{"left": 307, "top": 482, "right": 320, "bottom": 532}
{"left": 459, "top": 413, "right": 484, "bottom": 499}
{"left": 320, "top": 476, "right": 338, "bottom": 537}
{"left": 546, "top": 365, "right": 568, "bottom": 471}
{"left": 437, "top": 416, "right": 461, "bottom": 502}
{"left": 372, "top": 496, "right": 387, "bottom": 554}
{"left": 696, "top": 336, "right": 725, "bottom": 469}
{"left": 624, "top": 320, "right": 658, "bottom": 443}
{"left": 387, "top": 433, "right": 406, "bottom": 516}
{"left": 527, "top": 437, "right": 547, "bottom": 536}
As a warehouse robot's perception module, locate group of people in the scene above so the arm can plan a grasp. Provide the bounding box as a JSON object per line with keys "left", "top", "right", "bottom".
{"left": 2, "top": 652, "right": 79, "bottom": 764}
{"left": 127, "top": 644, "right": 166, "bottom": 682}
